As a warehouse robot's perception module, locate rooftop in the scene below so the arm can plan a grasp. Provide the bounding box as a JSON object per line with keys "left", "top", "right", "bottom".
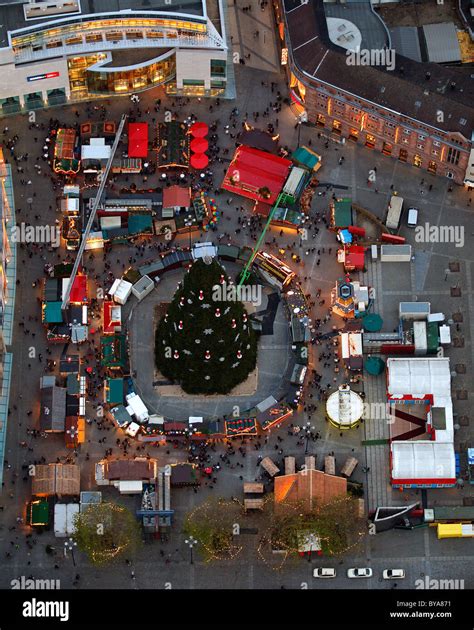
{"left": 283, "top": 0, "right": 474, "bottom": 138}
{"left": 274, "top": 466, "right": 347, "bottom": 513}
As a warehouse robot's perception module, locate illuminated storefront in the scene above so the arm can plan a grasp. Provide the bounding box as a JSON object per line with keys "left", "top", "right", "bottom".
{"left": 85, "top": 53, "right": 176, "bottom": 96}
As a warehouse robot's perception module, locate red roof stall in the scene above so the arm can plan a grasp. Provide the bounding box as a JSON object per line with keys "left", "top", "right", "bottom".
{"left": 221, "top": 145, "right": 292, "bottom": 205}
{"left": 162, "top": 185, "right": 191, "bottom": 209}
{"left": 337, "top": 245, "right": 366, "bottom": 271}
{"left": 128, "top": 123, "right": 148, "bottom": 158}
{"left": 103, "top": 301, "right": 122, "bottom": 334}
{"left": 69, "top": 274, "right": 88, "bottom": 304}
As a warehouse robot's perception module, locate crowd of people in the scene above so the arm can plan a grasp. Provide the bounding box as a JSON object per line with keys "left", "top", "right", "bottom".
{"left": 0, "top": 70, "right": 358, "bottom": 581}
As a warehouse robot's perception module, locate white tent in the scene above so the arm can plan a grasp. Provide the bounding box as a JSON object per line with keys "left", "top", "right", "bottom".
{"left": 108, "top": 278, "right": 133, "bottom": 305}
{"left": 125, "top": 393, "right": 149, "bottom": 423}
{"left": 391, "top": 442, "right": 455, "bottom": 484}
{"left": 387, "top": 358, "right": 451, "bottom": 398}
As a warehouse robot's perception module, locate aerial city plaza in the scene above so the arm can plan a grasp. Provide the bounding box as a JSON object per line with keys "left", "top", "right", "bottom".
{"left": 0, "top": 0, "right": 472, "bottom": 625}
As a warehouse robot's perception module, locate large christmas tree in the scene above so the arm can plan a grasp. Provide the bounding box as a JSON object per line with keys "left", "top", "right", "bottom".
{"left": 155, "top": 259, "right": 258, "bottom": 394}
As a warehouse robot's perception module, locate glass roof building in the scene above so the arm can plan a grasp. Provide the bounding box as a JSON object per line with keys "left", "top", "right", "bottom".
{"left": 0, "top": 0, "right": 232, "bottom": 115}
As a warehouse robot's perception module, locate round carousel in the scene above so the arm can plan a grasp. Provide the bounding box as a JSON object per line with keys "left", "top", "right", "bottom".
{"left": 325, "top": 384, "right": 364, "bottom": 430}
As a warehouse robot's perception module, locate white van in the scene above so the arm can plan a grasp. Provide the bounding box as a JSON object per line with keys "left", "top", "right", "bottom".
{"left": 407, "top": 207, "right": 418, "bottom": 228}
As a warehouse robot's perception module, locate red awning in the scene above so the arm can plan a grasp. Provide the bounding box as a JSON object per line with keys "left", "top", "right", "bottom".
{"left": 190, "top": 122, "right": 208, "bottom": 138}
{"left": 190, "top": 137, "right": 209, "bottom": 153}
{"left": 70, "top": 274, "right": 87, "bottom": 303}
{"left": 190, "top": 152, "right": 209, "bottom": 170}
{"left": 128, "top": 123, "right": 148, "bottom": 158}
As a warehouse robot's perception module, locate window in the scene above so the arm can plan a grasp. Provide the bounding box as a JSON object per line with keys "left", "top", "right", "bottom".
{"left": 210, "top": 59, "right": 226, "bottom": 77}
{"left": 365, "top": 134, "right": 376, "bottom": 148}
{"left": 446, "top": 147, "right": 460, "bottom": 165}
{"left": 418, "top": 134, "right": 426, "bottom": 141}
{"left": 417, "top": 144, "right": 425, "bottom": 150}
{"left": 403, "top": 129, "right": 411, "bottom": 135}
{"left": 183, "top": 79, "right": 205, "bottom": 86}
{"left": 433, "top": 140, "right": 441, "bottom": 147}
{"left": 413, "top": 154, "right": 422, "bottom": 168}
{"left": 399, "top": 149, "right": 408, "bottom": 162}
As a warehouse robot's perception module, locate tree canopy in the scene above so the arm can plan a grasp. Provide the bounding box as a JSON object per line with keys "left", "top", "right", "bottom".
{"left": 155, "top": 259, "right": 258, "bottom": 394}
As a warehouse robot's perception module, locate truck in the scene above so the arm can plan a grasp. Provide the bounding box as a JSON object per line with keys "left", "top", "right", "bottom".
{"left": 385, "top": 195, "right": 404, "bottom": 230}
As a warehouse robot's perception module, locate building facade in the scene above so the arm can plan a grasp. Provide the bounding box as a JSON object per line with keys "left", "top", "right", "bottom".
{"left": 275, "top": 0, "right": 473, "bottom": 186}
{"left": 0, "top": 0, "right": 230, "bottom": 116}
{"left": 0, "top": 148, "right": 17, "bottom": 485}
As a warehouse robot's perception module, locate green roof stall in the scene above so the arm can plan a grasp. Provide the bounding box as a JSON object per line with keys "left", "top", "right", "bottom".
{"left": 42, "top": 301, "right": 64, "bottom": 324}
{"left": 291, "top": 146, "right": 322, "bottom": 172}
{"left": 128, "top": 214, "right": 153, "bottom": 236}
{"left": 27, "top": 498, "right": 50, "bottom": 526}
{"left": 105, "top": 378, "right": 124, "bottom": 405}
{"left": 101, "top": 334, "right": 128, "bottom": 371}
{"left": 331, "top": 198, "right": 353, "bottom": 229}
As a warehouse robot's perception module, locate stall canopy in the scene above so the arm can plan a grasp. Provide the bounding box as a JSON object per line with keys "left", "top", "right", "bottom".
{"left": 222, "top": 145, "right": 292, "bottom": 204}
{"left": 63, "top": 274, "right": 88, "bottom": 304}
{"left": 43, "top": 301, "right": 63, "bottom": 324}
{"left": 362, "top": 313, "right": 383, "bottom": 332}
{"left": 128, "top": 123, "right": 148, "bottom": 158}
{"left": 190, "top": 137, "right": 209, "bottom": 153}
{"left": 190, "top": 152, "right": 209, "bottom": 170}
{"left": 190, "top": 121, "right": 208, "bottom": 138}
{"left": 365, "top": 356, "right": 385, "bottom": 376}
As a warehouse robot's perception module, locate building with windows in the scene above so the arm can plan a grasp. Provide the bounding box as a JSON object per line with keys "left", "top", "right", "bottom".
{"left": 275, "top": 0, "right": 473, "bottom": 185}
{"left": 0, "top": 0, "right": 231, "bottom": 115}
{"left": 0, "top": 149, "right": 16, "bottom": 485}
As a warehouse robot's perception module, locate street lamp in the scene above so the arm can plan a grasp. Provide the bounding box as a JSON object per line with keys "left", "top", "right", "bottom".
{"left": 184, "top": 219, "right": 194, "bottom": 250}
{"left": 66, "top": 425, "right": 78, "bottom": 446}
{"left": 64, "top": 537, "right": 77, "bottom": 566}
{"left": 185, "top": 536, "right": 198, "bottom": 565}
{"left": 304, "top": 421, "right": 315, "bottom": 454}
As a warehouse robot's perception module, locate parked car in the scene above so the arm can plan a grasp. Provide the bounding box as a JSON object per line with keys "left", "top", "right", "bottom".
{"left": 313, "top": 568, "right": 336, "bottom": 578}
{"left": 383, "top": 569, "right": 405, "bottom": 580}
{"left": 347, "top": 568, "right": 373, "bottom": 578}
{"left": 407, "top": 207, "right": 419, "bottom": 227}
